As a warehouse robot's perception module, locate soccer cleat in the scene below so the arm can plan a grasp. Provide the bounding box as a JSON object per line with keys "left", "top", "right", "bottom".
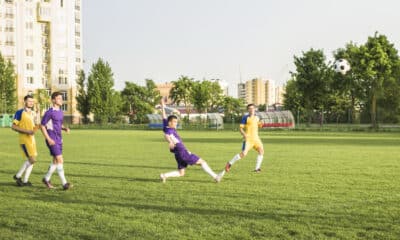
{"left": 225, "top": 163, "right": 231, "bottom": 172}
{"left": 254, "top": 168, "right": 261, "bottom": 173}
{"left": 22, "top": 181, "right": 33, "bottom": 187}
{"left": 160, "top": 173, "right": 166, "bottom": 183}
{"left": 214, "top": 170, "right": 226, "bottom": 183}
{"left": 13, "top": 175, "right": 23, "bottom": 186}
{"left": 42, "top": 178, "right": 55, "bottom": 189}
{"left": 63, "top": 183, "right": 73, "bottom": 190}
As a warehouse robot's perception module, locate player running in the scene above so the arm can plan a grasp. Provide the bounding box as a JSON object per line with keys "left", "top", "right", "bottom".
{"left": 159, "top": 98, "right": 225, "bottom": 183}
{"left": 12, "top": 95, "right": 40, "bottom": 186}
{"left": 41, "top": 92, "right": 72, "bottom": 190}
{"left": 226, "top": 103, "right": 264, "bottom": 173}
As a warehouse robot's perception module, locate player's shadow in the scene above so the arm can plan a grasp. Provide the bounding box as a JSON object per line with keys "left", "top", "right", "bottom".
{"left": 67, "top": 173, "right": 159, "bottom": 183}
{"left": 68, "top": 161, "right": 172, "bottom": 170}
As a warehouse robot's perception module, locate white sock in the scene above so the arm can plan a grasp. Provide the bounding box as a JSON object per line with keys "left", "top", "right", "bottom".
{"left": 229, "top": 154, "right": 241, "bottom": 165}
{"left": 44, "top": 164, "right": 57, "bottom": 181}
{"left": 255, "top": 155, "right": 263, "bottom": 170}
{"left": 163, "top": 171, "right": 181, "bottom": 178}
{"left": 201, "top": 162, "right": 217, "bottom": 178}
{"left": 57, "top": 164, "right": 67, "bottom": 185}
{"left": 16, "top": 160, "right": 30, "bottom": 178}
{"left": 23, "top": 164, "right": 34, "bottom": 183}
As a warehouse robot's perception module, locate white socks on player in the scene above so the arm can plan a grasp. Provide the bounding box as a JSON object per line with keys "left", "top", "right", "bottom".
{"left": 200, "top": 162, "right": 217, "bottom": 179}
{"left": 57, "top": 164, "right": 67, "bottom": 185}
{"left": 163, "top": 171, "right": 181, "bottom": 178}
{"left": 23, "top": 164, "right": 34, "bottom": 183}
{"left": 255, "top": 155, "right": 263, "bottom": 170}
{"left": 16, "top": 160, "right": 30, "bottom": 178}
{"left": 44, "top": 163, "right": 57, "bottom": 181}
{"left": 229, "top": 154, "right": 241, "bottom": 165}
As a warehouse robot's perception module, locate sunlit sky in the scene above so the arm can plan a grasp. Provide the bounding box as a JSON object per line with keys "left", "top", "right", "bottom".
{"left": 83, "top": 0, "right": 400, "bottom": 96}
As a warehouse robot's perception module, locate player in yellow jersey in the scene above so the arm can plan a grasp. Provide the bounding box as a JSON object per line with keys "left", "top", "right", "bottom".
{"left": 12, "top": 95, "right": 40, "bottom": 186}
{"left": 225, "top": 103, "right": 264, "bottom": 173}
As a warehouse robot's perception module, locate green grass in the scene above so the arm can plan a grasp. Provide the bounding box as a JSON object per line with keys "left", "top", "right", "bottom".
{"left": 0, "top": 128, "right": 399, "bottom": 240}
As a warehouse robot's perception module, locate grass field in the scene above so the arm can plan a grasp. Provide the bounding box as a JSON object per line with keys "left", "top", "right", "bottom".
{"left": 0, "top": 128, "right": 399, "bottom": 239}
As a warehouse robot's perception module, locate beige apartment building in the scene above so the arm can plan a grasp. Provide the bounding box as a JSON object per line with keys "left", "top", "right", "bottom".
{"left": 0, "top": 0, "right": 82, "bottom": 123}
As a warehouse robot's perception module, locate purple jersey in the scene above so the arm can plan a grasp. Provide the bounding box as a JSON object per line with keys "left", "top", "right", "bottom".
{"left": 41, "top": 108, "right": 64, "bottom": 144}
{"left": 163, "top": 118, "right": 185, "bottom": 149}
{"left": 162, "top": 118, "right": 199, "bottom": 169}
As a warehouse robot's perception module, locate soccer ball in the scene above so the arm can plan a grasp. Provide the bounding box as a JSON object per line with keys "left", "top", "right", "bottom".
{"left": 334, "top": 59, "right": 351, "bottom": 75}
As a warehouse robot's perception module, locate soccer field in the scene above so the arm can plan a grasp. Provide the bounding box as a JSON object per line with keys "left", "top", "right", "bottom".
{"left": 0, "top": 128, "right": 399, "bottom": 239}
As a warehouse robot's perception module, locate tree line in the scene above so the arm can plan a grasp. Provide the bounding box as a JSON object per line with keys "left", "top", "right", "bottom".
{"left": 77, "top": 59, "right": 245, "bottom": 124}
{"left": 284, "top": 32, "right": 400, "bottom": 127}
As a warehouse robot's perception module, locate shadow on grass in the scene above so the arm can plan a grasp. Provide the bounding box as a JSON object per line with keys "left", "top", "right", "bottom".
{"left": 68, "top": 161, "right": 172, "bottom": 170}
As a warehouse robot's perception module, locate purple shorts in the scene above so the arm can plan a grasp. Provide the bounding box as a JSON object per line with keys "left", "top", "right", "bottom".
{"left": 46, "top": 141, "right": 63, "bottom": 156}
{"left": 174, "top": 147, "right": 200, "bottom": 169}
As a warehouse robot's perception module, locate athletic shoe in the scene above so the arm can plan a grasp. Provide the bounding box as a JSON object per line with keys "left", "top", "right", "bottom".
{"left": 160, "top": 174, "right": 166, "bottom": 183}
{"left": 63, "top": 183, "right": 73, "bottom": 190}
{"left": 254, "top": 168, "right": 261, "bottom": 173}
{"left": 42, "top": 178, "right": 54, "bottom": 189}
{"left": 225, "top": 163, "right": 231, "bottom": 172}
{"left": 13, "top": 175, "right": 23, "bottom": 186}
{"left": 22, "top": 181, "right": 33, "bottom": 187}
{"left": 214, "top": 170, "right": 226, "bottom": 183}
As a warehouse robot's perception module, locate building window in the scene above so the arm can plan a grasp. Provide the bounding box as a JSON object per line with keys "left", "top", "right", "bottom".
{"left": 27, "top": 91, "right": 33, "bottom": 96}
{"left": 26, "top": 63, "right": 34, "bottom": 70}
{"left": 26, "top": 77, "right": 34, "bottom": 84}
{"left": 26, "top": 49, "right": 34, "bottom": 57}
{"left": 60, "top": 0, "right": 63, "bottom": 7}
{"left": 58, "top": 76, "right": 68, "bottom": 85}
{"left": 25, "top": 22, "right": 33, "bottom": 29}
{"left": 61, "top": 91, "right": 68, "bottom": 111}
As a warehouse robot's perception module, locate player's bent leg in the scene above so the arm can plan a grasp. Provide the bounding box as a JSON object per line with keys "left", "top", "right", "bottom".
{"left": 160, "top": 169, "right": 184, "bottom": 183}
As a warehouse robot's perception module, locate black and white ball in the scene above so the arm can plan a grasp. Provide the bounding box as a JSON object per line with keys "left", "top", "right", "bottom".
{"left": 334, "top": 59, "right": 351, "bottom": 75}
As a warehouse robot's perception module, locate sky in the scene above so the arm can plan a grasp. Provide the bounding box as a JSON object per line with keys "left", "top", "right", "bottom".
{"left": 82, "top": 0, "right": 400, "bottom": 97}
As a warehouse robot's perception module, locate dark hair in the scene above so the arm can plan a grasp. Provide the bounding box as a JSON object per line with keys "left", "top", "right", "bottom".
{"left": 24, "top": 95, "right": 34, "bottom": 101}
{"left": 51, "top": 91, "right": 62, "bottom": 100}
{"left": 247, "top": 103, "right": 255, "bottom": 109}
{"left": 167, "top": 115, "right": 178, "bottom": 122}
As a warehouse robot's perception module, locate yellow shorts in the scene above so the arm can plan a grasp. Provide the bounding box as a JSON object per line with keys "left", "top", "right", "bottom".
{"left": 20, "top": 141, "right": 37, "bottom": 158}
{"left": 242, "top": 138, "right": 263, "bottom": 153}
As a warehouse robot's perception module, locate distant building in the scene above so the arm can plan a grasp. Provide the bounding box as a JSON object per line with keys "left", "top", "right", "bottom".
{"left": 0, "top": 0, "right": 82, "bottom": 123}
{"left": 156, "top": 82, "right": 174, "bottom": 104}
{"left": 238, "top": 77, "right": 285, "bottom": 107}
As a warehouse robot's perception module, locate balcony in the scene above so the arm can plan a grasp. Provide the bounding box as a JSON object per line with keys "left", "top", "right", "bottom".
{"left": 5, "top": 27, "right": 15, "bottom": 32}
{"left": 5, "top": 41, "right": 15, "bottom": 46}
{"left": 37, "top": 3, "right": 51, "bottom": 22}
{"left": 5, "top": 13, "right": 14, "bottom": 18}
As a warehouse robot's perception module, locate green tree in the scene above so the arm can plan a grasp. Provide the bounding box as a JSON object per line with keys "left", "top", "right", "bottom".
{"left": 76, "top": 70, "right": 90, "bottom": 123}
{"left": 222, "top": 96, "right": 245, "bottom": 122}
{"left": 121, "top": 82, "right": 154, "bottom": 124}
{"left": 291, "top": 48, "right": 333, "bottom": 125}
{"left": 356, "top": 33, "right": 399, "bottom": 127}
{"left": 0, "top": 53, "right": 16, "bottom": 113}
{"left": 87, "top": 58, "right": 119, "bottom": 124}
{"left": 170, "top": 76, "right": 194, "bottom": 117}
{"left": 283, "top": 78, "right": 304, "bottom": 124}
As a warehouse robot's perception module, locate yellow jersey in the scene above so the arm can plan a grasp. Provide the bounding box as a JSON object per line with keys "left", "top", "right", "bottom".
{"left": 240, "top": 114, "right": 261, "bottom": 139}
{"left": 13, "top": 108, "right": 37, "bottom": 144}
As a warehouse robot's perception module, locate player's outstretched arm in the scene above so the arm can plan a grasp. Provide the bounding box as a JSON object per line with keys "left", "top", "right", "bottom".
{"left": 160, "top": 97, "right": 167, "bottom": 119}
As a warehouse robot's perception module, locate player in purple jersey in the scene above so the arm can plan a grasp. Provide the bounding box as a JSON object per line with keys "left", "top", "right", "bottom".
{"left": 40, "top": 92, "right": 72, "bottom": 190}
{"left": 159, "top": 98, "right": 225, "bottom": 183}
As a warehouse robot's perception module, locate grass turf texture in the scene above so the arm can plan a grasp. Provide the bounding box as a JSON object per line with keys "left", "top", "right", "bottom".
{"left": 0, "top": 128, "right": 399, "bottom": 239}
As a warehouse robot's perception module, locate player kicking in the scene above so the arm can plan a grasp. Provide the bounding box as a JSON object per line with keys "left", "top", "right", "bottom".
{"left": 159, "top": 98, "right": 225, "bottom": 183}
{"left": 40, "top": 92, "right": 72, "bottom": 190}
{"left": 226, "top": 103, "right": 264, "bottom": 173}
{"left": 11, "top": 95, "right": 40, "bottom": 186}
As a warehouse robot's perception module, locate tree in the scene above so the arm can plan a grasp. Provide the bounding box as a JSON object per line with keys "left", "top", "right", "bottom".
{"left": 170, "top": 76, "right": 194, "bottom": 117}
{"left": 356, "top": 33, "right": 400, "bottom": 128}
{"left": 121, "top": 82, "right": 154, "bottom": 123}
{"left": 76, "top": 70, "right": 90, "bottom": 123}
{"left": 283, "top": 78, "right": 304, "bottom": 124}
{"left": 0, "top": 53, "right": 16, "bottom": 113}
{"left": 222, "top": 96, "right": 245, "bottom": 122}
{"left": 87, "top": 58, "right": 119, "bottom": 124}
{"left": 291, "top": 49, "right": 334, "bottom": 125}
